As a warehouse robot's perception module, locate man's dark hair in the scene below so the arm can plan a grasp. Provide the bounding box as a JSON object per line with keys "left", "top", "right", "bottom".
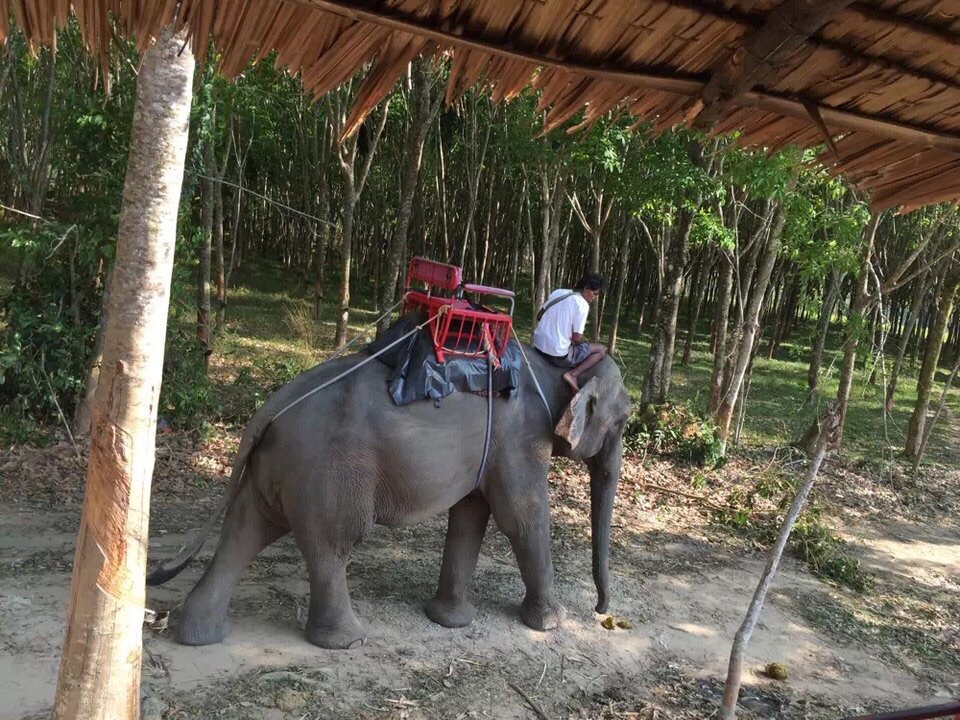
{"left": 575, "top": 272, "right": 606, "bottom": 292}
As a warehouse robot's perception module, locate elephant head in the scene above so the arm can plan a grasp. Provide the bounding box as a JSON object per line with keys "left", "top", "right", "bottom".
{"left": 554, "top": 373, "right": 632, "bottom": 613}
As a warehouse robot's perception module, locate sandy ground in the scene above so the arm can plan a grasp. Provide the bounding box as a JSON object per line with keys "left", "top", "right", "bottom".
{"left": 2, "top": 437, "right": 958, "bottom": 720}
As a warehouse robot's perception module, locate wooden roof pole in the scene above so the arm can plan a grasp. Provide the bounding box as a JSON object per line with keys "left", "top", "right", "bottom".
{"left": 664, "top": 0, "right": 960, "bottom": 94}
{"left": 291, "top": 0, "right": 960, "bottom": 154}
{"left": 686, "top": 0, "right": 856, "bottom": 129}
{"left": 848, "top": 1, "right": 960, "bottom": 46}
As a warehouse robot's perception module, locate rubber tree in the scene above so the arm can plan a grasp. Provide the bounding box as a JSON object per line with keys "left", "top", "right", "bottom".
{"left": 807, "top": 267, "right": 844, "bottom": 396}
{"left": 714, "top": 196, "right": 789, "bottom": 449}
{"left": 569, "top": 185, "right": 614, "bottom": 341}
{"left": 906, "top": 266, "right": 959, "bottom": 457}
{"left": 830, "top": 211, "right": 881, "bottom": 446}
{"left": 798, "top": 206, "right": 959, "bottom": 450}
{"left": 606, "top": 224, "right": 631, "bottom": 353}
{"left": 885, "top": 267, "right": 932, "bottom": 410}
{"left": 53, "top": 28, "right": 195, "bottom": 720}
{"left": 641, "top": 206, "right": 697, "bottom": 404}
{"left": 377, "top": 58, "right": 443, "bottom": 334}
{"left": 640, "top": 139, "right": 707, "bottom": 405}
{"left": 327, "top": 85, "right": 391, "bottom": 349}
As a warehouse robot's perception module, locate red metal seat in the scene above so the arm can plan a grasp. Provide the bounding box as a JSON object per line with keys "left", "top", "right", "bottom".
{"left": 403, "top": 258, "right": 514, "bottom": 363}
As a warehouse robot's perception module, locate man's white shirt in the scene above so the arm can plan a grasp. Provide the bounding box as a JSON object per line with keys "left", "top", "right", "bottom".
{"left": 533, "top": 289, "right": 589, "bottom": 357}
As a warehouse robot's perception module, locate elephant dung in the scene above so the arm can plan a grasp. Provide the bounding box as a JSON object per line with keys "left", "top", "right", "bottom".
{"left": 276, "top": 688, "right": 310, "bottom": 712}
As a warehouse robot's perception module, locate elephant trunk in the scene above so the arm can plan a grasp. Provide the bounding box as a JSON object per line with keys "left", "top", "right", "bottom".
{"left": 588, "top": 437, "right": 622, "bottom": 614}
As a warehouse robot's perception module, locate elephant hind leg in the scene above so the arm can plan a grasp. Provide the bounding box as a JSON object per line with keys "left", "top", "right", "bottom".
{"left": 298, "top": 547, "right": 367, "bottom": 650}
{"left": 426, "top": 491, "right": 490, "bottom": 628}
{"left": 287, "top": 471, "right": 371, "bottom": 649}
{"left": 176, "top": 484, "right": 286, "bottom": 646}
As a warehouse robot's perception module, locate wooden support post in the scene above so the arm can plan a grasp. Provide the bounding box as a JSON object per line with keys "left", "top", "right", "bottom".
{"left": 52, "top": 29, "right": 195, "bottom": 720}
{"left": 719, "top": 403, "right": 841, "bottom": 719}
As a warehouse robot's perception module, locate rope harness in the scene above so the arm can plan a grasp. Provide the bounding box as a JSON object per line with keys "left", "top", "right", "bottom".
{"left": 511, "top": 324, "right": 554, "bottom": 423}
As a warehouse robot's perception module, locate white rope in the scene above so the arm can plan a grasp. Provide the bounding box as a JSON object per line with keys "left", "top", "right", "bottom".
{"left": 510, "top": 325, "right": 554, "bottom": 424}
{"left": 271, "top": 311, "right": 438, "bottom": 424}
{"left": 196, "top": 173, "right": 338, "bottom": 228}
{"left": 319, "top": 296, "right": 407, "bottom": 365}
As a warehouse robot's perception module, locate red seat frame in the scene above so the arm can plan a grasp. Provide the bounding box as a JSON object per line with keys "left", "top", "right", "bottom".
{"left": 403, "top": 258, "right": 514, "bottom": 363}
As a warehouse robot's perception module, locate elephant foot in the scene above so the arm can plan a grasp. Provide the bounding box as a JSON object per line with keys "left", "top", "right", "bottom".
{"left": 425, "top": 596, "right": 477, "bottom": 628}
{"left": 305, "top": 618, "right": 367, "bottom": 650}
{"left": 520, "top": 596, "right": 565, "bottom": 632}
{"left": 176, "top": 613, "right": 229, "bottom": 646}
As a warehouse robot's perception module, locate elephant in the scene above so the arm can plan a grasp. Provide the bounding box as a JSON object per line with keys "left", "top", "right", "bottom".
{"left": 148, "top": 340, "right": 631, "bottom": 650}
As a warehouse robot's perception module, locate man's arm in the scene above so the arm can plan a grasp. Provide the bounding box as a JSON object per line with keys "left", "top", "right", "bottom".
{"left": 571, "top": 298, "right": 589, "bottom": 344}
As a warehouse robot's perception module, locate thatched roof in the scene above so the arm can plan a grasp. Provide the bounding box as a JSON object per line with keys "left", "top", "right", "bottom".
{"left": 4, "top": 0, "right": 960, "bottom": 211}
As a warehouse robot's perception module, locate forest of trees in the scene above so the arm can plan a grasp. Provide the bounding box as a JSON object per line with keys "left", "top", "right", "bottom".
{"left": 2, "top": 24, "right": 960, "bottom": 463}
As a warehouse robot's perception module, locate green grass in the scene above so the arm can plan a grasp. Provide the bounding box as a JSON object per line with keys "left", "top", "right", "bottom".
{"left": 192, "top": 260, "right": 960, "bottom": 465}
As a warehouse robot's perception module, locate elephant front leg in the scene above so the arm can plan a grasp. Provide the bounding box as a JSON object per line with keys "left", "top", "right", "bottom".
{"left": 489, "top": 481, "right": 565, "bottom": 632}
{"left": 426, "top": 492, "right": 490, "bottom": 628}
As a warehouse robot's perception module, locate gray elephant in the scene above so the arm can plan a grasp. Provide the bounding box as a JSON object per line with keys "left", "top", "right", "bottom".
{"left": 148, "top": 344, "right": 631, "bottom": 650}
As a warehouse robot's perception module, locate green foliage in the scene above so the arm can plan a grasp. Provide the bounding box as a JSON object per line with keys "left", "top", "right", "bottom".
{"left": 623, "top": 400, "right": 724, "bottom": 468}
{"left": 782, "top": 171, "right": 867, "bottom": 278}
{"left": 0, "top": 406, "right": 50, "bottom": 445}
{"left": 0, "top": 224, "right": 104, "bottom": 422}
{"left": 158, "top": 330, "right": 219, "bottom": 431}
{"left": 713, "top": 468, "right": 874, "bottom": 592}
{"left": 788, "top": 514, "right": 874, "bottom": 592}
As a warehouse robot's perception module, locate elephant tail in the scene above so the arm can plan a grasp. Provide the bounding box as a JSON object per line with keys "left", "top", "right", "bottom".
{"left": 146, "top": 425, "right": 261, "bottom": 586}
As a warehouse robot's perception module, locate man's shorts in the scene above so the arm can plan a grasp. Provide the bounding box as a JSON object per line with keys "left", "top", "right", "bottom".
{"left": 538, "top": 342, "right": 593, "bottom": 369}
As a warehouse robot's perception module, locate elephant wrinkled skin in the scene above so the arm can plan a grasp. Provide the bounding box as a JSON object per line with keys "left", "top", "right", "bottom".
{"left": 148, "top": 344, "right": 631, "bottom": 650}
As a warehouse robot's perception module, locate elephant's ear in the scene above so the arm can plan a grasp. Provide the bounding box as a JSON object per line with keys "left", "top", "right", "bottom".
{"left": 554, "top": 377, "right": 601, "bottom": 451}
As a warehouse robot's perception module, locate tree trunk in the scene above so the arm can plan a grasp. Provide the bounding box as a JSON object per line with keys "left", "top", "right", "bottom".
{"left": 641, "top": 212, "right": 695, "bottom": 404}
{"left": 911, "top": 347, "right": 960, "bottom": 471}
{"left": 715, "top": 199, "right": 788, "bottom": 450}
{"left": 885, "top": 269, "right": 931, "bottom": 411}
{"left": 378, "top": 59, "right": 437, "bottom": 334}
{"left": 832, "top": 213, "right": 882, "bottom": 449}
{"left": 312, "top": 144, "right": 331, "bottom": 321}
{"left": 590, "top": 223, "right": 602, "bottom": 341}
{"left": 707, "top": 252, "right": 734, "bottom": 416}
{"left": 334, "top": 195, "right": 356, "bottom": 349}
{"left": 719, "top": 403, "right": 841, "bottom": 720}
{"left": 807, "top": 268, "right": 843, "bottom": 396}
{"left": 607, "top": 233, "right": 631, "bottom": 353}
{"left": 73, "top": 265, "right": 114, "bottom": 438}
{"left": 641, "top": 143, "right": 704, "bottom": 404}
{"left": 52, "top": 29, "right": 194, "bottom": 720}
{"left": 796, "top": 213, "right": 882, "bottom": 452}
{"left": 682, "top": 250, "right": 711, "bottom": 365}
{"left": 213, "top": 169, "right": 226, "bottom": 329}
{"left": 197, "top": 136, "right": 214, "bottom": 364}
{"left": 329, "top": 94, "right": 390, "bottom": 349}
{"left": 533, "top": 166, "right": 565, "bottom": 322}
{"left": 906, "top": 271, "right": 959, "bottom": 457}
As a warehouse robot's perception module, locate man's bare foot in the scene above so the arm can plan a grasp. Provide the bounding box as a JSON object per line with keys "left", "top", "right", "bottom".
{"left": 562, "top": 371, "right": 580, "bottom": 393}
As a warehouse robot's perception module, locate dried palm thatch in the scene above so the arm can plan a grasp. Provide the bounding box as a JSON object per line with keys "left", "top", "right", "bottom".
{"left": 3, "top": 0, "right": 960, "bottom": 211}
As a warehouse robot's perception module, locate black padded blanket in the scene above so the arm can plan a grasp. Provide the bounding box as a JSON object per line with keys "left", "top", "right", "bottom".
{"left": 369, "top": 313, "right": 521, "bottom": 406}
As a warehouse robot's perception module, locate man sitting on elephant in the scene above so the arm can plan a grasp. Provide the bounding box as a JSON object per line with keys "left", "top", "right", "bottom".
{"left": 534, "top": 272, "right": 608, "bottom": 393}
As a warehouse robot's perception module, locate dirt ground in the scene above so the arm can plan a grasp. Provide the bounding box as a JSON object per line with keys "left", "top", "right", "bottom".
{"left": 1, "top": 430, "right": 958, "bottom": 720}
